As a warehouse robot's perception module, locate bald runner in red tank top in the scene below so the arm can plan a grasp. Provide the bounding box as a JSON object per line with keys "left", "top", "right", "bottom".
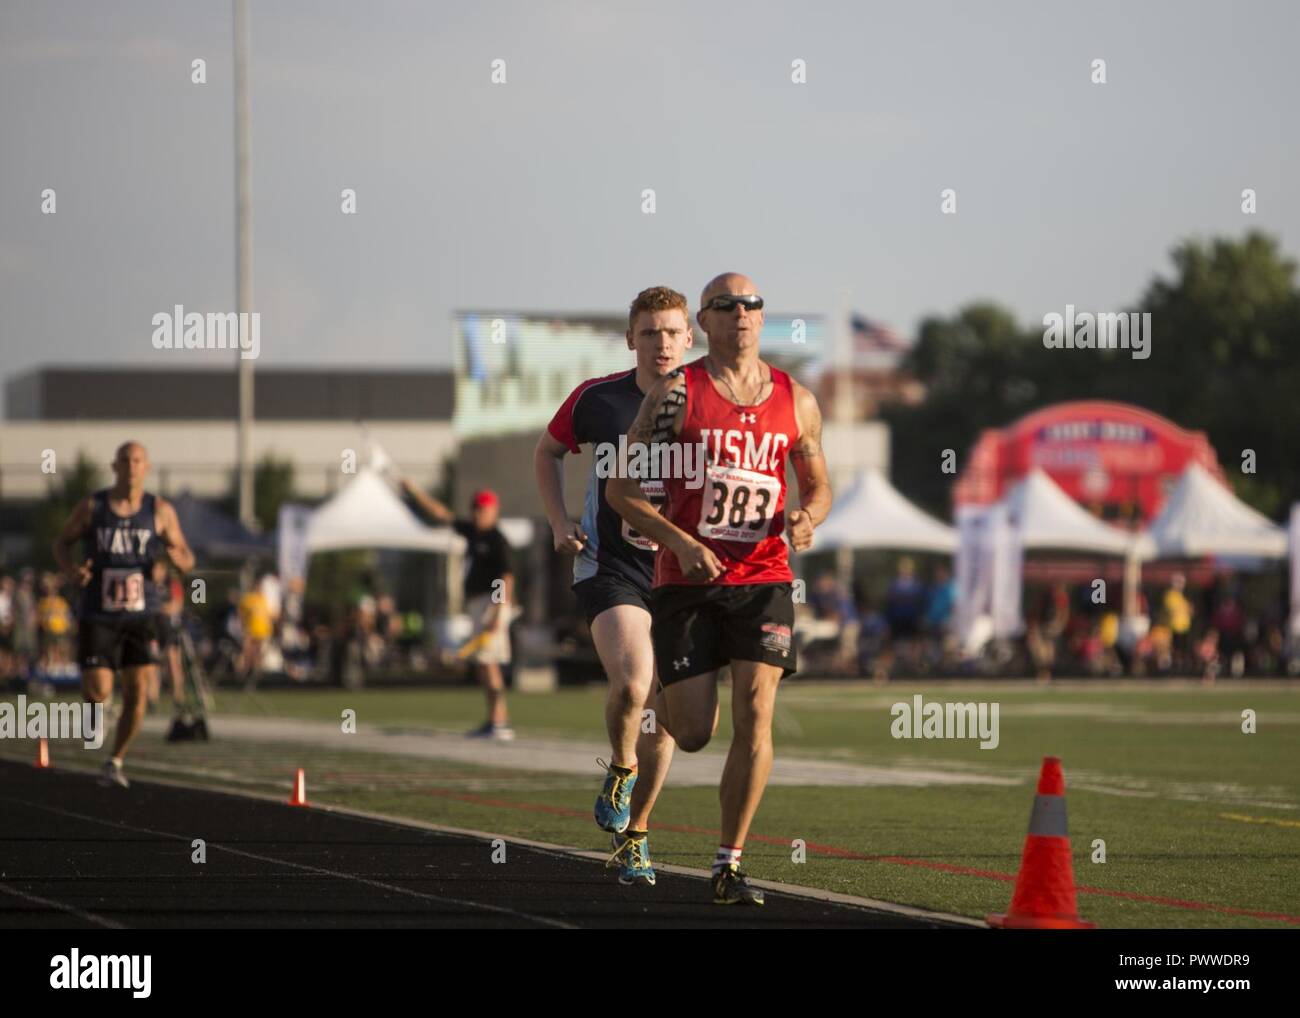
{"left": 656, "top": 359, "right": 798, "bottom": 587}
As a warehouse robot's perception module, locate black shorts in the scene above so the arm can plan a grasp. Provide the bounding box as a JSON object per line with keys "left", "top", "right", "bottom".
{"left": 651, "top": 582, "right": 796, "bottom": 686}
{"left": 573, "top": 573, "right": 651, "bottom": 627}
{"left": 155, "top": 614, "right": 179, "bottom": 649}
{"left": 78, "top": 616, "right": 159, "bottom": 671}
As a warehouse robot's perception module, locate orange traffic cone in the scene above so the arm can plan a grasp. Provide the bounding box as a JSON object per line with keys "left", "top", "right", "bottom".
{"left": 35, "top": 738, "right": 50, "bottom": 769}
{"left": 288, "top": 767, "right": 309, "bottom": 807}
{"left": 988, "top": 756, "right": 1095, "bottom": 929}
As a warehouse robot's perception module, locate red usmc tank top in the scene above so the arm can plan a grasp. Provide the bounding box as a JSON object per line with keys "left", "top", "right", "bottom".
{"left": 655, "top": 359, "right": 797, "bottom": 587}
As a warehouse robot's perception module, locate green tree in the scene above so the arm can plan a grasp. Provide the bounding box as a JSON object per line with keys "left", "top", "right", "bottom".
{"left": 253, "top": 454, "right": 296, "bottom": 533}
{"left": 883, "top": 232, "right": 1300, "bottom": 519}
{"left": 30, "top": 452, "right": 105, "bottom": 570}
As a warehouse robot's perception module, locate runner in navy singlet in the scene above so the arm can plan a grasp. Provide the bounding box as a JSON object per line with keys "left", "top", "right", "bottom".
{"left": 534, "top": 285, "right": 693, "bottom": 886}
{"left": 53, "top": 442, "right": 195, "bottom": 788}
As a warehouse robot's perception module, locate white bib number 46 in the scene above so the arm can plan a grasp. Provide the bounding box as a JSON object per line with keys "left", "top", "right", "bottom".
{"left": 697, "top": 464, "right": 779, "bottom": 543}
{"left": 101, "top": 568, "right": 145, "bottom": 612}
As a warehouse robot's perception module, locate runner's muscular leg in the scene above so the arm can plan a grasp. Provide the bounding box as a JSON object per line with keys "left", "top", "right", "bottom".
{"left": 590, "top": 605, "right": 656, "bottom": 768}
{"left": 82, "top": 667, "right": 113, "bottom": 705}
{"left": 111, "top": 666, "right": 153, "bottom": 759}
{"left": 719, "top": 660, "right": 782, "bottom": 849}
{"left": 657, "top": 669, "right": 722, "bottom": 753}
{"left": 626, "top": 664, "right": 677, "bottom": 830}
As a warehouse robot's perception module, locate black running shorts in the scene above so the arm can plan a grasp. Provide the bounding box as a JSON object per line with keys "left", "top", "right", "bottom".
{"left": 650, "top": 582, "right": 796, "bottom": 686}
{"left": 573, "top": 573, "right": 652, "bottom": 627}
{"left": 154, "top": 614, "right": 179, "bottom": 649}
{"left": 78, "top": 616, "right": 159, "bottom": 671}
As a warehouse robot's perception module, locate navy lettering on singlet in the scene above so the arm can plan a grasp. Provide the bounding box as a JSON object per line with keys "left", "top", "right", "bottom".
{"left": 81, "top": 490, "right": 162, "bottom": 619}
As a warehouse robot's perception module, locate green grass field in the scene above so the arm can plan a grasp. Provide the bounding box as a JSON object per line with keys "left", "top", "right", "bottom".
{"left": 4, "top": 680, "right": 1298, "bottom": 928}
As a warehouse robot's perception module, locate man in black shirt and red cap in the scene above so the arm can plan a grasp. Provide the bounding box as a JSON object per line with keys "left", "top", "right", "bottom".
{"left": 403, "top": 482, "right": 515, "bottom": 739}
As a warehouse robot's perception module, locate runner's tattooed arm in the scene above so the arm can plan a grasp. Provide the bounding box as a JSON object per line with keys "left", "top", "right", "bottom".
{"left": 606, "top": 370, "right": 703, "bottom": 564}
{"left": 786, "top": 383, "right": 832, "bottom": 551}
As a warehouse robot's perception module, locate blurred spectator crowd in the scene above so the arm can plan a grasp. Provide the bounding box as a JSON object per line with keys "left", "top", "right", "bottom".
{"left": 797, "top": 559, "right": 1297, "bottom": 681}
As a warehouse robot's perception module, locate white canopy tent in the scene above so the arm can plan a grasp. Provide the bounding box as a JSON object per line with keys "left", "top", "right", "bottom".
{"left": 303, "top": 468, "right": 466, "bottom": 555}
{"left": 1004, "top": 469, "right": 1152, "bottom": 556}
{"left": 1143, "top": 462, "right": 1287, "bottom": 559}
{"left": 814, "top": 468, "right": 958, "bottom": 553}
{"left": 960, "top": 470, "right": 1151, "bottom": 646}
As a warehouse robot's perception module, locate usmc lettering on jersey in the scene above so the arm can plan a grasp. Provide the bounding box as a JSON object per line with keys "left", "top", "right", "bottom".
{"left": 95, "top": 527, "right": 153, "bottom": 556}
{"left": 699, "top": 429, "right": 790, "bottom": 473}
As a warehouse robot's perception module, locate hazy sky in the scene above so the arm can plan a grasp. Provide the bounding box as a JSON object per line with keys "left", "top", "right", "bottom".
{"left": 2, "top": 0, "right": 1297, "bottom": 412}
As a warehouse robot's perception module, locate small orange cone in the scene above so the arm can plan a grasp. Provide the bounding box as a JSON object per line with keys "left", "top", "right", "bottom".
{"left": 288, "top": 767, "right": 309, "bottom": 807}
{"left": 988, "top": 756, "right": 1095, "bottom": 929}
{"left": 35, "top": 738, "right": 50, "bottom": 769}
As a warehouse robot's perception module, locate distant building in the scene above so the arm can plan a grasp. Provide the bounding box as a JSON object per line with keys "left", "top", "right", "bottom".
{"left": 0, "top": 367, "right": 457, "bottom": 504}
{"left": 451, "top": 310, "right": 831, "bottom": 440}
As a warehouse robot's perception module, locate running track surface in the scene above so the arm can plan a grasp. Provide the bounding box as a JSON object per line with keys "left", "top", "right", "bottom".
{"left": 0, "top": 761, "right": 964, "bottom": 930}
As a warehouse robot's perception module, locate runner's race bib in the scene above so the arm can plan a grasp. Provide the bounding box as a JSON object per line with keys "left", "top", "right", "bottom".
{"left": 101, "top": 568, "right": 146, "bottom": 612}
{"left": 621, "top": 479, "right": 666, "bottom": 551}
{"left": 697, "top": 463, "right": 779, "bottom": 543}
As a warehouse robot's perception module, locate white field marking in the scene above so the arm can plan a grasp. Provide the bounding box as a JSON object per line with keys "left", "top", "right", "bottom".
{"left": 0, "top": 882, "right": 126, "bottom": 929}
{"left": 774, "top": 690, "right": 1300, "bottom": 724}
{"left": 1, "top": 794, "right": 576, "bottom": 930}
{"left": 146, "top": 715, "right": 1017, "bottom": 789}
{"left": 1065, "top": 770, "right": 1300, "bottom": 811}
{"left": 118, "top": 755, "right": 585, "bottom": 795}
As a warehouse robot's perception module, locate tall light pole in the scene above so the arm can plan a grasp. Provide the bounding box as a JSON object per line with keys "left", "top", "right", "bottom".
{"left": 234, "top": 0, "right": 256, "bottom": 530}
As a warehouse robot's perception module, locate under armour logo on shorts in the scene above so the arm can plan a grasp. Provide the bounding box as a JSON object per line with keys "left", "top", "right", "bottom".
{"left": 673, "top": 657, "right": 690, "bottom": 670}
{"left": 739, "top": 412, "right": 756, "bottom": 424}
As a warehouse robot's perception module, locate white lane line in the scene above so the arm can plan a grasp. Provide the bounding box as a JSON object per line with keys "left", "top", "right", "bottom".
{"left": 0, "top": 881, "right": 127, "bottom": 929}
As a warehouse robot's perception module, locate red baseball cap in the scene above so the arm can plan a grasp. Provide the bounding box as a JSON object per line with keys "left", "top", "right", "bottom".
{"left": 471, "top": 489, "right": 499, "bottom": 509}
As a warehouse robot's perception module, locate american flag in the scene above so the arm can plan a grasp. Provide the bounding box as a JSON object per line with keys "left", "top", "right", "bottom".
{"left": 850, "top": 314, "right": 909, "bottom": 354}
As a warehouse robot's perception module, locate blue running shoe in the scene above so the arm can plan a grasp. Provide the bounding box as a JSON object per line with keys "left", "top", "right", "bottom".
{"left": 593, "top": 758, "right": 636, "bottom": 833}
{"left": 607, "top": 831, "right": 656, "bottom": 886}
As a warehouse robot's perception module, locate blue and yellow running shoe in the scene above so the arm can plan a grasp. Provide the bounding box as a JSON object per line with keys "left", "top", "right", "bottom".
{"left": 593, "top": 758, "right": 636, "bottom": 833}
{"left": 607, "top": 831, "right": 656, "bottom": 886}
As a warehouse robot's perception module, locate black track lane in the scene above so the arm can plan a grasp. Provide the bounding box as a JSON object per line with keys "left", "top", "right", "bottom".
{"left": 0, "top": 760, "right": 966, "bottom": 929}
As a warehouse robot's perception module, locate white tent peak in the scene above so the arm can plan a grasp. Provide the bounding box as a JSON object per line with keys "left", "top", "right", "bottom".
{"left": 815, "top": 468, "right": 957, "bottom": 553}
{"left": 304, "top": 468, "right": 464, "bottom": 553}
{"left": 1145, "top": 462, "right": 1286, "bottom": 558}
{"left": 1003, "top": 468, "right": 1146, "bottom": 555}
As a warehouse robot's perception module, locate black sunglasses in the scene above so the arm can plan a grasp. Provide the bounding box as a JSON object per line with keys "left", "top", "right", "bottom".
{"left": 703, "top": 294, "right": 764, "bottom": 313}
